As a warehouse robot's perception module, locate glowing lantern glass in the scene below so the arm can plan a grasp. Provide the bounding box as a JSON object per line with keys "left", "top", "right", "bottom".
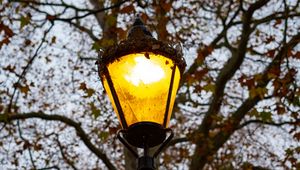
{"left": 103, "top": 52, "right": 181, "bottom": 127}
{"left": 98, "top": 18, "right": 185, "bottom": 149}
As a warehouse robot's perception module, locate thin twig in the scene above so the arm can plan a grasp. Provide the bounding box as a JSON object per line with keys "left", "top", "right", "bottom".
{"left": 8, "top": 24, "right": 54, "bottom": 112}
{"left": 17, "top": 120, "right": 36, "bottom": 169}
{"left": 55, "top": 135, "right": 78, "bottom": 170}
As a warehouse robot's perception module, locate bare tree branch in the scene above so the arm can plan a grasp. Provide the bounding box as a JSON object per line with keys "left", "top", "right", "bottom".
{"left": 55, "top": 135, "right": 78, "bottom": 170}
{"left": 10, "top": 0, "right": 93, "bottom": 12}
{"left": 37, "top": 166, "right": 60, "bottom": 170}
{"left": 238, "top": 119, "right": 300, "bottom": 129}
{"left": 210, "top": 30, "right": 300, "bottom": 163}
{"left": 69, "top": 22, "right": 99, "bottom": 42}
{"left": 10, "top": 0, "right": 129, "bottom": 22}
{"left": 17, "top": 120, "right": 36, "bottom": 169}
{"left": 190, "top": 1, "right": 274, "bottom": 169}
{"left": 197, "top": 0, "right": 271, "bottom": 137}
{"left": 0, "top": 112, "right": 117, "bottom": 170}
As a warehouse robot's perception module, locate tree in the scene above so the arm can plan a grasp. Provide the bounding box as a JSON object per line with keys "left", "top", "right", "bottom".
{"left": 0, "top": 0, "right": 300, "bottom": 169}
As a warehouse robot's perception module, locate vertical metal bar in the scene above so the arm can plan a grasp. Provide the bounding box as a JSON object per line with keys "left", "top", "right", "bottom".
{"left": 104, "top": 67, "right": 128, "bottom": 129}
{"left": 163, "top": 65, "right": 176, "bottom": 127}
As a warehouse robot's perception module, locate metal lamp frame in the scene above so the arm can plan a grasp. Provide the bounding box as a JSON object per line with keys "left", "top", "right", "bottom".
{"left": 97, "top": 16, "right": 186, "bottom": 170}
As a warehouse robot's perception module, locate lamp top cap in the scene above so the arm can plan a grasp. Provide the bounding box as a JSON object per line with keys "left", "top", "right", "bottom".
{"left": 98, "top": 14, "right": 186, "bottom": 74}
{"left": 132, "top": 14, "right": 144, "bottom": 26}
{"left": 127, "top": 15, "right": 153, "bottom": 39}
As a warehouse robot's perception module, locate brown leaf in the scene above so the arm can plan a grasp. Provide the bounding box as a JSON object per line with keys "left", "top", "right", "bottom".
{"left": 79, "top": 82, "right": 87, "bottom": 90}
{"left": 267, "top": 49, "right": 276, "bottom": 57}
{"left": 51, "top": 36, "right": 56, "bottom": 44}
{"left": 85, "top": 88, "right": 95, "bottom": 98}
{"left": 274, "top": 19, "right": 282, "bottom": 27}
{"left": 119, "top": 5, "right": 135, "bottom": 13}
{"left": 24, "top": 39, "right": 31, "bottom": 46}
{"left": 266, "top": 36, "right": 275, "bottom": 44}
{"left": 0, "top": 22, "right": 14, "bottom": 37}
{"left": 294, "top": 52, "right": 300, "bottom": 59}
{"left": 0, "top": 37, "right": 10, "bottom": 48}
{"left": 294, "top": 132, "right": 300, "bottom": 141}
{"left": 3, "top": 65, "right": 16, "bottom": 73}
{"left": 161, "top": 2, "right": 172, "bottom": 12}
{"left": 18, "top": 84, "right": 30, "bottom": 95}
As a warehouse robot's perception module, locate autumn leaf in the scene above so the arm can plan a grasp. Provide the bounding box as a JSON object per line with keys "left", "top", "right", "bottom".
{"left": 0, "top": 22, "right": 14, "bottom": 48}
{"left": 294, "top": 52, "right": 300, "bottom": 59}
{"left": 119, "top": 5, "right": 135, "bottom": 13}
{"left": 79, "top": 82, "right": 95, "bottom": 97}
{"left": 265, "top": 36, "right": 275, "bottom": 44}
{"left": 249, "top": 109, "right": 259, "bottom": 117}
{"left": 267, "top": 49, "right": 276, "bottom": 57}
{"left": 292, "top": 97, "right": 300, "bottom": 106}
{"left": 79, "top": 82, "right": 87, "bottom": 90}
{"left": 203, "top": 84, "right": 215, "bottom": 93}
{"left": 276, "top": 105, "right": 285, "bottom": 115}
{"left": 15, "top": 83, "right": 30, "bottom": 95}
{"left": 99, "top": 131, "right": 109, "bottom": 141}
{"left": 85, "top": 88, "right": 95, "bottom": 98}
{"left": 249, "top": 87, "right": 266, "bottom": 99}
{"left": 20, "top": 15, "right": 31, "bottom": 29}
{"left": 293, "top": 132, "right": 300, "bottom": 141}
{"left": 115, "top": 27, "right": 126, "bottom": 40}
{"left": 24, "top": 39, "right": 31, "bottom": 46}
{"left": 89, "top": 102, "right": 101, "bottom": 119}
{"left": 51, "top": 36, "right": 56, "bottom": 44}
{"left": 3, "top": 65, "right": 16, "bottom": 73}
{"left": 161, "top": 2, "right": 172, "bottom": 12}
{"left": 0, "top": 22, "right": 14, "bottom": 37}
{"left": 0, "top": 114, "right": 8, "bottom": 121}
{"left": 274, "top": 19, "right": 282, "bottom": 27}
{"left": 33, "top": 143, "right": 43, "bottom": 151}
{"left": 267, "top": 67, "right": 280, "bottom": 79}
{"left": 91, "top": 41, "right": 101, "bottom": 51}
{"left": 260, "top": 112, "right": 272, "bottom": 122}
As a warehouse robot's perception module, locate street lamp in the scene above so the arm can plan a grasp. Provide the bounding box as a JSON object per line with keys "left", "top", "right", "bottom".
{"left": 97, "top": 16, "right": 185, "bottom": 170}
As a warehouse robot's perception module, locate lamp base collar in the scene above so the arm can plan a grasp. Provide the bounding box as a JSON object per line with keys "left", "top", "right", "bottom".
{"left": 125, "top": 122, "right": 166, "bottom": 148}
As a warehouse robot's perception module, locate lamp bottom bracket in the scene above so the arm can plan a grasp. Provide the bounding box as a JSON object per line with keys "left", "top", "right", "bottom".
{"left": 124, "top": 122, "right": 166, "bottom": 148}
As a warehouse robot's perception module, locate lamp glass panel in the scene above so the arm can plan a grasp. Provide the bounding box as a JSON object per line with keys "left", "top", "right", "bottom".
{"left": 102, "top": 53, "right": 181, "bottom": 127}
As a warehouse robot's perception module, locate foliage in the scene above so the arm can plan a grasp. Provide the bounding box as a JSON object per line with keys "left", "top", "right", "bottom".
{"left": 0, "top": 0, "right": 300, "bottom": 169}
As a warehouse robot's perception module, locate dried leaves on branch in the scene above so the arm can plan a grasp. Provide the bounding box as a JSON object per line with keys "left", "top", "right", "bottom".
{"left": 1, "top": 0, "right": 300, "bottom": 169}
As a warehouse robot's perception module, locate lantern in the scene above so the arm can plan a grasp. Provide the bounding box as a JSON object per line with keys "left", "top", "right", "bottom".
{"left": 97, "top": 16, "right": 185, "bottom": 170}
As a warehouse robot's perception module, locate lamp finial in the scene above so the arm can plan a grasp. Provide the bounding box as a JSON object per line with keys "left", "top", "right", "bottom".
{"left": 127, "top": 15, "right": 152, "bottom": 39}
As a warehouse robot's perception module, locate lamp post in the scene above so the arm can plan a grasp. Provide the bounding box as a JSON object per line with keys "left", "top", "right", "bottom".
{"left": 97, "top": 16, "right": 185, "bottom": 170}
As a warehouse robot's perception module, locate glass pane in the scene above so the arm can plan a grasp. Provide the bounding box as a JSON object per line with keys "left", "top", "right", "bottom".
{"left": 103, "top": 52, "right": 180, "bottom": 127}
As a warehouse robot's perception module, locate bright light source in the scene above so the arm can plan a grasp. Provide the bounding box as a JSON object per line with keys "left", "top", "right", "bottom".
{"left": 125, "top": 55, "right": 165, "bottom": 86}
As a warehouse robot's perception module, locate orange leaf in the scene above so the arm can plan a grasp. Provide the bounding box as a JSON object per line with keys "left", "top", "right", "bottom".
{"left": 17, "top": 84, "right": 30, "bottom": 95}
{"left": 0, "top": 22, "right": 14, "bottom": 37}
{"left": 119, "top": 5, "right": 135, "bottom": 13}
{"left": 79, "top": 82, "right": 87, "bottom": 90}
{"left": 294, "top": 132, "right": 300, "bottom": 141}
{"left": 162, "top": 2, "right": 172, "bottom": 12}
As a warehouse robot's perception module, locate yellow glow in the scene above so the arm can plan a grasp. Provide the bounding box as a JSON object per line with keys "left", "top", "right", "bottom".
{"left": 103, "top": 53, "right": 181, "bottom": 127}
{"left": 125, "top": 56, "right": 165, "bottom": 86}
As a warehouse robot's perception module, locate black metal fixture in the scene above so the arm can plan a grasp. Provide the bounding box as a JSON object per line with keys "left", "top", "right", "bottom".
{"left": 97, "top": 16, "right": 185, "bottom": 170}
